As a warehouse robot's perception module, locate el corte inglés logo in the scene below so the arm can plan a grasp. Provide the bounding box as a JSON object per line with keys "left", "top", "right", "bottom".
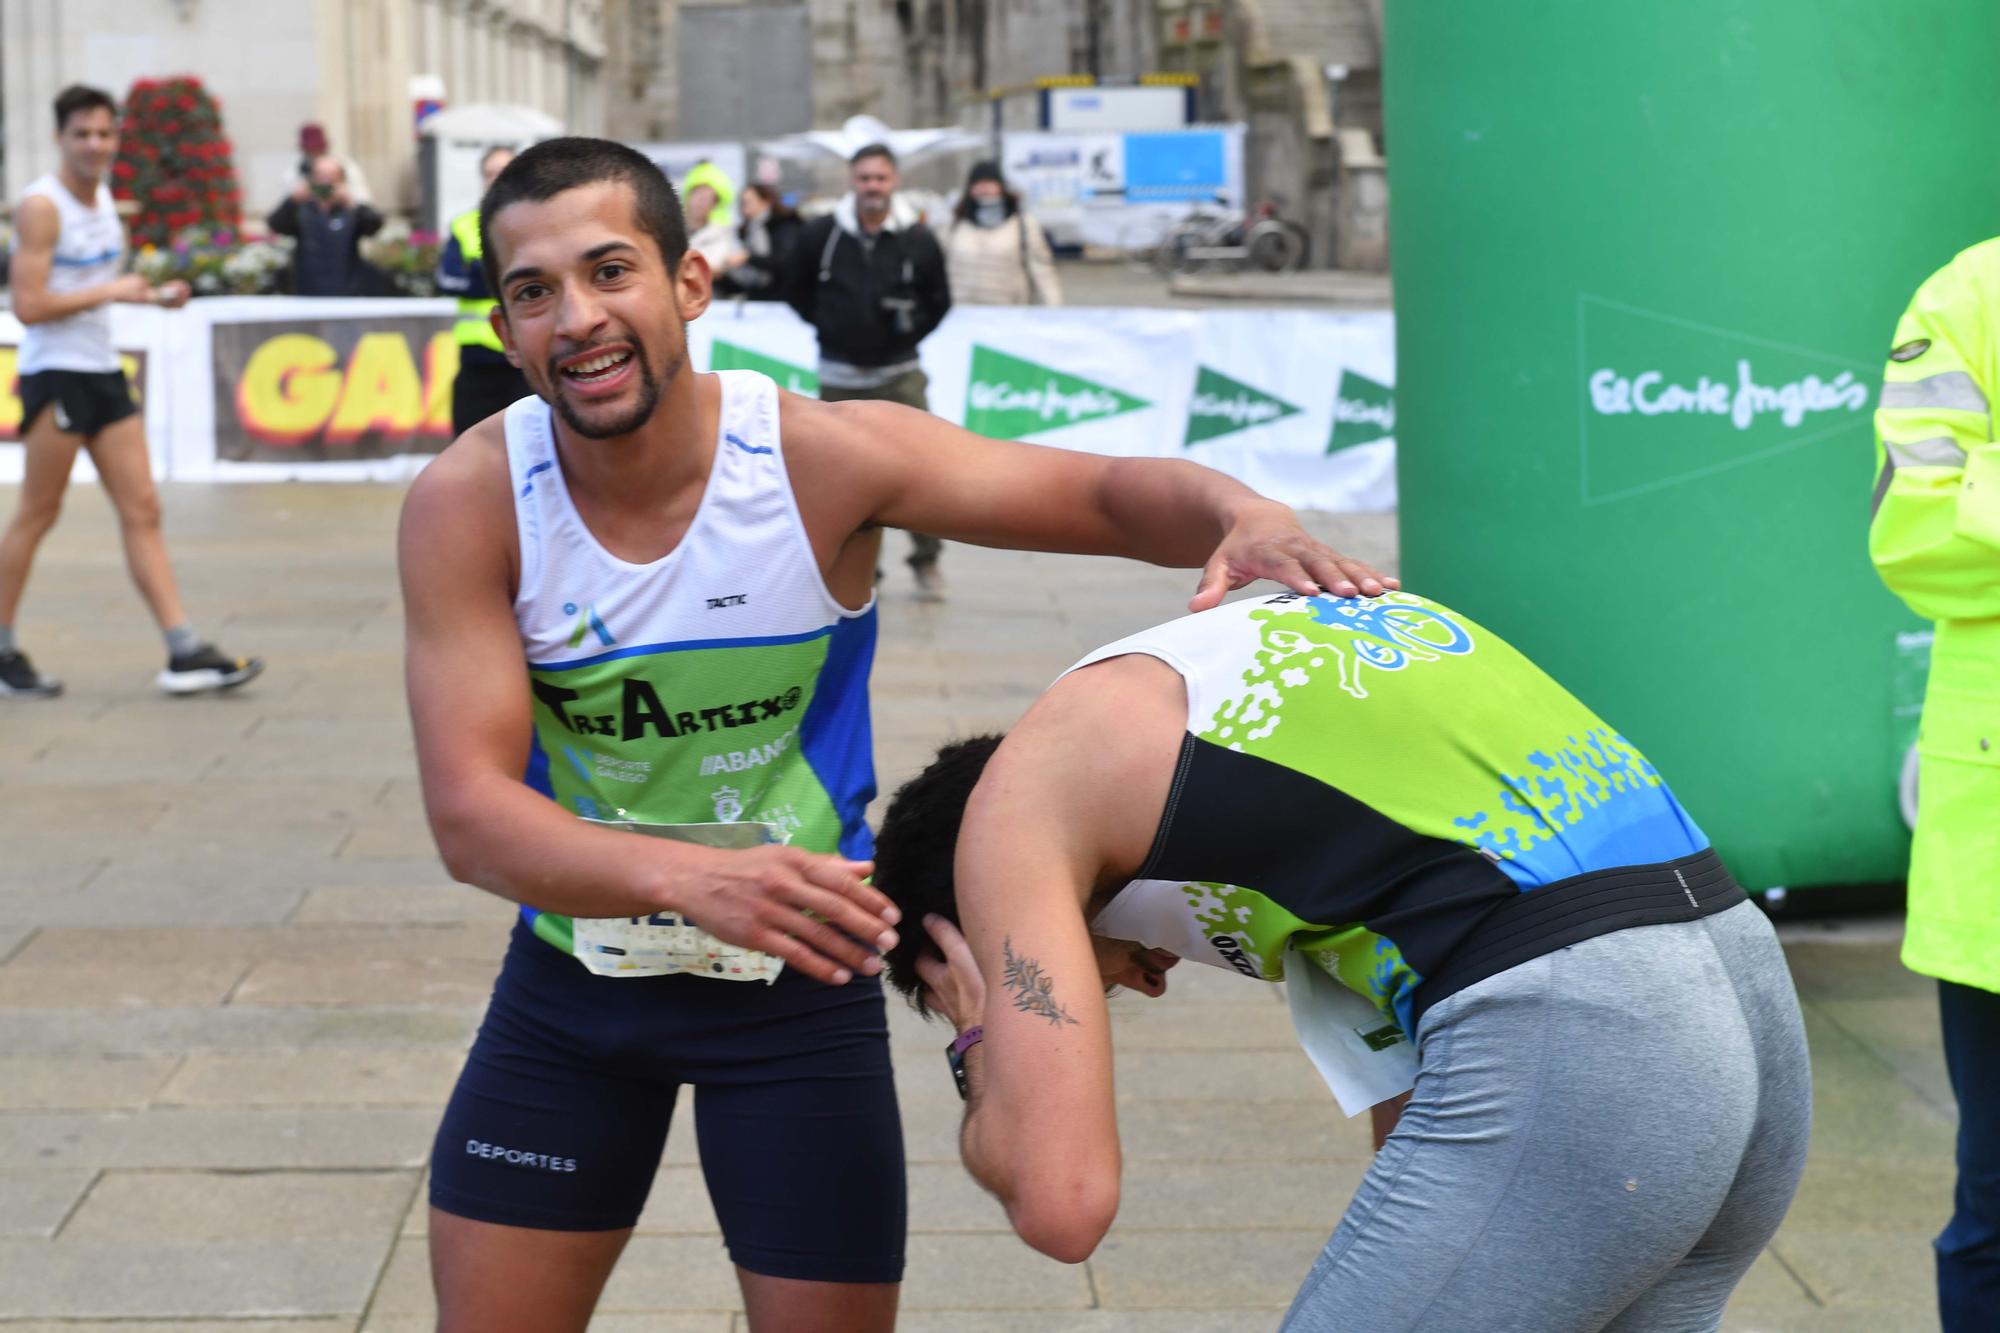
{"left": 964, "top": 345, "right": 1149, "bottom": 440}
{"left": 1183, "top": 365, "right": 1302, "bottom": 446}
{"left": 1588, "top": 359, "right": 1867, "bottom": 431}
{"left": 1328, "top": 369, "right": 1395, "bottom": 453}
{"left": 710, "top": 340, "right": 819, "bottom": 398}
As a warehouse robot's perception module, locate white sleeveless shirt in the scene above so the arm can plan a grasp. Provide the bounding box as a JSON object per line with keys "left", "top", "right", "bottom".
{"left": 501, "top": 369, "right": 881, "bottom": 966}
{"left": 18, "top": 175, "right": 125, "bottom": 374}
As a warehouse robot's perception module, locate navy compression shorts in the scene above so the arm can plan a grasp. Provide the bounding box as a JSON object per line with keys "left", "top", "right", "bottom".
{"left": 430, "top": 918, "right": 906, "bottom": 1284}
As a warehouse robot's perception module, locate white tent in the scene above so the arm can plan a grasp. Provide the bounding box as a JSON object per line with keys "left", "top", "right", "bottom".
{"left": 758, "top": 114, "right": 984, "bottom": 164}
{"left": 418, "top": 103, "right": 566, "bottom": 232}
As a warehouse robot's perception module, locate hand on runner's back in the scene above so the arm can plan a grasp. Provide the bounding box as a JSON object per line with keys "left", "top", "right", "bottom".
{"left": 678, "top": 845, "right": 900, "bottom": 986}
{"left": 1190, "top": 502, "right": 1399, "bottom": 612}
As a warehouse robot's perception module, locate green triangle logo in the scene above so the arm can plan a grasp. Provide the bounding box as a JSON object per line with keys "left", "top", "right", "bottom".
{"left": 1328, "top": 368, "right": 1396, "bottom": 453}
{"left": 1183, "top": 365, "right": 1302, "bottom": 446}
{"left": 711, "top": 340, "right": 819, "bottom": 397}
{"left": 964, "top": 344, "right": 1149, "bottom": 440}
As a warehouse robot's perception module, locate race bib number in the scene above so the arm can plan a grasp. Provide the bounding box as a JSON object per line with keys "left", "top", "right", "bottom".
{"left": 572, "top": 819, "right": 785, "bottom": 983}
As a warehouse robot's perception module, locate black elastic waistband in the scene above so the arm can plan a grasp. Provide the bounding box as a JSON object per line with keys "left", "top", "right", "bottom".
{"left": 1410, "top": 847, "right": 1746, "bottom": 1030}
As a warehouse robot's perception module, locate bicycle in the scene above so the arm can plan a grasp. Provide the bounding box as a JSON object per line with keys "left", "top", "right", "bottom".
{"left": 1153, "top": 196, "right": 1311, "bottom": 275}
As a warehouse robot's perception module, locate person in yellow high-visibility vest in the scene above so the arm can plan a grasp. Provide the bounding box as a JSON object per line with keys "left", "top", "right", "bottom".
{"left": 435, "top": 145, "right": 531, "bottom": 438}
{"left": 679, "top": 158, "right": 735, "bottom": 229}
{"left": 1870, "top": 237, "right": 2000, "bottom": 1332}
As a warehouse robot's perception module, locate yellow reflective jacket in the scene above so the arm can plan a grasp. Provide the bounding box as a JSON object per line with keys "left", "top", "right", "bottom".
{"left": 1870, "top": 236, "right": 2000, "bottom": 994}
{"left": 447, "top": 209, "right": 504, "bottom": 353}
{"left": 679, "top": 161, "right": 735, "bottom": 229}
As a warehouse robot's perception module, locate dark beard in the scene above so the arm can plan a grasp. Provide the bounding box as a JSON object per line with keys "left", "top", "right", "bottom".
{"left": 548, "top": 343, "right": 680, "bottom": 440}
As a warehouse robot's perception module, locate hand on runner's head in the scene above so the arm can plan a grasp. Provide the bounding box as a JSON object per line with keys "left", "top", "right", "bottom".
{"left": 913, "top": 914, "right": 985, "bottom": 1032}
{"left": 677, "top": 845, "right": 900, "bottom": 986}
{"left": 1190, "top": 504, "right": 1398, "bottom": 612}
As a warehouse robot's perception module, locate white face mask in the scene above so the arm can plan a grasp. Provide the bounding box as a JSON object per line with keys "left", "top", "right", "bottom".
{"left": 972, "top": 199, "right": 1008, "bottom": 228}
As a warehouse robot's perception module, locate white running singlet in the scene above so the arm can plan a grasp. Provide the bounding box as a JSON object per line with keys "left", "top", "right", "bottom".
{"left": 17, "top": 175, "right": 125, "bottom": 374}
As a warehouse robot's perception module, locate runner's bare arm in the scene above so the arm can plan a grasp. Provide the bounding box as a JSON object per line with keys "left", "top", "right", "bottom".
{"left": 6, "top": 196, "right": 152, "bottom": 323}
{"left": 780, "top": 393, "right": 1396, "bottom": 610}
{"left": 398, "top": 429, "right": 899, "bottom": 984}
{"left": 915, "top": 745, "right": 1123, "bottom": 1263}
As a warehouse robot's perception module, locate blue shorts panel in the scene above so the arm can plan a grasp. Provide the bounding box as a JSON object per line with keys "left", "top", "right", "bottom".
{"left": 431, "top": 919, "right": 906, "bottom": 1283}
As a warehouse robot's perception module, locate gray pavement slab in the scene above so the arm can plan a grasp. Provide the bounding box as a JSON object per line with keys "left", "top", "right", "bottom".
{"left": 0, "top": 958, "right": 250, "bottom": 1009}
{"left": 0, "top": 480, "right": 1953, "bottom": 1326}
{"left": 0, "top": 1170, "right": 95, "bottom": 1237}
{"left": 1087, "top": 1229, "right": 1325, "bottom": 1311}
{"left": 63, "top": 1169, "right": 416, "bottom": 1243}
{"left": 157, "top": 1049, "right": 465, "bottom": 1108}
{"left": 0, "top": 1237, "right": 388, "bottom": 1319}
{"left": 0, "top": 1055, "right": 180, "bottom": 1110}
{"left": 0, "top": 1003, "right": 478, "bottom": 1059}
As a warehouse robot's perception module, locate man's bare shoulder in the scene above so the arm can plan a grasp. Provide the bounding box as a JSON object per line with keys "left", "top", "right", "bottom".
{"left": 774, "top": 388, "right": 905, "bottom": 456}
{"left": 986, "top": 654, "right": 1188, "bottom": 880}
{"left": 407, "top": 417, "right": 510, "bottom": 509}
{"left": 400, "top": 416, "right": 516, "bottom": 562}
{"left": 9, "top": 195, "right": 58, "bottom": 245}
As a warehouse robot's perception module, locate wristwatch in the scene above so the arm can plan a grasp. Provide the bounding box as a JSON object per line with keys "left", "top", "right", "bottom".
{"left": 946, "top": 1026, "right": 984, "bottom": 1101}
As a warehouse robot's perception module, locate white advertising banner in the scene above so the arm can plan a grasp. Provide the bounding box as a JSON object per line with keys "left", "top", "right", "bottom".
{"left": 1002, "top": 126, "right": 1246, "bottom": 251}
{"left": 0, "top": 297, "right": 1396, "bottom": 511}
{"left": 676, "top": 301, "right": 1395, "bottom": 511}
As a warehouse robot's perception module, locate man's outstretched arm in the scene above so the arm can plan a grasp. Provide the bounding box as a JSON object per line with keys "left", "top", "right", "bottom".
{"left": 398, "top": 432, "right": 899, "bottom": 984}
{"left": 783, "top": 394, "right": 1396, "bottom": 609}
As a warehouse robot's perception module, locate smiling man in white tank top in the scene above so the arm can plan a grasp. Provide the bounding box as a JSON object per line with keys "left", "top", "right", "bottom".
{"left": 0, "top": 84, "right": 261, "bottom": 699}
{"left": 399, "top": 136, "right": 1394, "bottom": 1333}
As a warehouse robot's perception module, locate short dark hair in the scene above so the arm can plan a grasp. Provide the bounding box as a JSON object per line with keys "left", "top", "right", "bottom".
{"left": 478, "top": 137, "right": 689, "bottom": 298}
{"left": 54, "top": 85, "right": 116, "bottom": 131}
{"left": 873, "top": 734, "right": 1004, "bottom": 1016}
{"left": 850, "top": 142, "right": 897, "bottom": 169}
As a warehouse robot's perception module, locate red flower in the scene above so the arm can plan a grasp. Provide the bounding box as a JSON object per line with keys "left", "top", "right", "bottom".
{"left": 176, "top": 95, "right": 195, "bottom": 111}
{"left": 112, "top": 162, "right": 136, "bottom": 180}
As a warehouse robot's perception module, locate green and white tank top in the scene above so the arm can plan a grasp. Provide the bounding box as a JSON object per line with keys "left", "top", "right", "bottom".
{"left": 1070, "top": 591, "right": 1709, "bottom": 1037}
{"left": 506, "top": 370, "right": 879, "bottom": 965}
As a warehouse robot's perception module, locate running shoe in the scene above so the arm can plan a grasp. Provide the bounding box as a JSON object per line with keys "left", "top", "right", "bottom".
{"left": 0, "top": 648, "right": 63, "bottom": 699}
{"left": 158, "top": 643, "right": 264, "bottom": 696}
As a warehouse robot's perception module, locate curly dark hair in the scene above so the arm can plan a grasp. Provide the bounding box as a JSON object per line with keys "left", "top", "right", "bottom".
{"left": 872, "top": 734, "right": 1004, "bottom": 1017}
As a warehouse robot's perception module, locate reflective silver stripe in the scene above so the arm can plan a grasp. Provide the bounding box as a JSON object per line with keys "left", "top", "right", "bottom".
{"left": 1886, "top": 436, "right": 1968, "bottom": 468}
{"left": 1871, "top": 455, "right": 1895, "bottom": 518}
{"left": 1880, "top": 371, "right": 1989, "bottom": 414}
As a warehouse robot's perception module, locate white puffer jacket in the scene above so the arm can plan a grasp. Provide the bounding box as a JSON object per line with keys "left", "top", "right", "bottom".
{"left": 943, "top": 211, "right": 1063, "bottom": 306}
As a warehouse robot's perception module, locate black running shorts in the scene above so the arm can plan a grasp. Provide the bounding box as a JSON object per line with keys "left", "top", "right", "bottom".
{"left": 18, "top": 369, "right": 138, "bottom": 438}
{"left": 430, "top": 919, "right": 907, "bottom": 1284}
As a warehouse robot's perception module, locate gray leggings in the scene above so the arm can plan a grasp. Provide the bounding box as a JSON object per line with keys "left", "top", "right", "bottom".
{"left": 1281, "top": 900, "right": 1811, "bottom": 1333}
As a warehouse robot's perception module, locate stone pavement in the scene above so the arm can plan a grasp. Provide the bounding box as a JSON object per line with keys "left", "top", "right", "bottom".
{"left": 0, "top": 481, "right": 1953, "bottom": 1331}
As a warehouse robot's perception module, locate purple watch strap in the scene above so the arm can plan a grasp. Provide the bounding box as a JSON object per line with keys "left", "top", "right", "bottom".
{"left": 950, "top": 1025, "right": 985, "bottom": 1055}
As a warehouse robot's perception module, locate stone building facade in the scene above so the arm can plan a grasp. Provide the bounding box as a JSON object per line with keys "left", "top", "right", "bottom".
{"left": 2, "top": 0, "right": 605, "bottom": 215}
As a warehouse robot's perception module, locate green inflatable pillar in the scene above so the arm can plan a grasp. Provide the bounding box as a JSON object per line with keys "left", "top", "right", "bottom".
{"left": 1386, "top": 3, "right": 2000, "bottom": 890}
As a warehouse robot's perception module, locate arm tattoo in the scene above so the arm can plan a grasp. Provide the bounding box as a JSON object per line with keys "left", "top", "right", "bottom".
{"left": 1001, "top": 936, "right": 1078, "bottom": 1027}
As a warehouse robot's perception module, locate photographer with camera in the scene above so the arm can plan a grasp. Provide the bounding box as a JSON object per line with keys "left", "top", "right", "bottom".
{"left": 785, "top": 143, "right": 953, "bottom": 599}
{"left": 267, "top": 154, "right": 383, "bottom": 297}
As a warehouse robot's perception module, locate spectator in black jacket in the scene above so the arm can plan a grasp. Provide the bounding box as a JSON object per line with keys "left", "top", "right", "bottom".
{"left": 716, "top": 183, "right": 802, "bottom": 300}
{"left": 785, "top": 143, "right": 953, "bottom": 598}
{"left": 267, "top": 155, "right": 383, "bottom": 297}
